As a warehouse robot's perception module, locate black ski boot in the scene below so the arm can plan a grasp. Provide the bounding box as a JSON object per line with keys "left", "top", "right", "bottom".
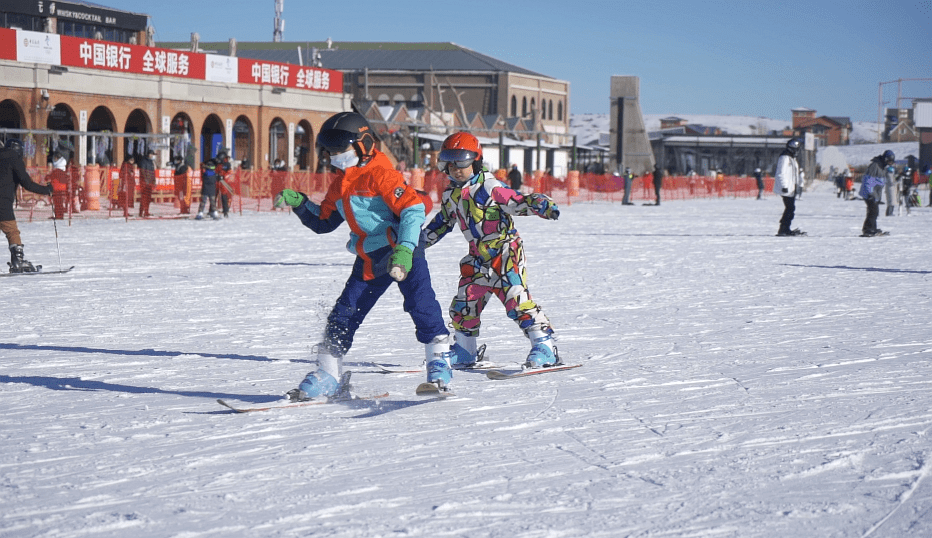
{"left": 8, "top": 244, "right": 40, "bottom": 273}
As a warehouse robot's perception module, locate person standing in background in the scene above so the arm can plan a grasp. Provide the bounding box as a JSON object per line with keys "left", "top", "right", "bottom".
{"left": 753, "top": 167, "right": 764, "bottom": 200}
{"left": 652, "top": 164, "right": 663, "bottom": 205}
{"left": 508, "top": 164, "right": 522, "bottom": 192}
{"left": 137, "top": 148, "right": 156, "bottom": 218}
{"left": 773, "top": 138, "right": 806, "bottom": 236}
{"left": 859, "top": 150, "right": 895, "bottom": 237}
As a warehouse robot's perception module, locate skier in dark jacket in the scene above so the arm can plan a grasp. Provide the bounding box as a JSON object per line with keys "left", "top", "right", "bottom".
{"left": 196, "top": 159, "right": 219, "bottom": 220}
{"left": 0, "top": 139, "right": 53, "bottom": 272}
{"left": 508, "top": 164, "right": 522, "bottom": 191}
{"left": 652, "top": 164, "right": 663, "bottom": 205}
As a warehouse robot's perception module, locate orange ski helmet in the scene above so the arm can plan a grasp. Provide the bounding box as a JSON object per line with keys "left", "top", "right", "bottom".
{"left": 438, "top": 132, "right": 483, "bottom": 174}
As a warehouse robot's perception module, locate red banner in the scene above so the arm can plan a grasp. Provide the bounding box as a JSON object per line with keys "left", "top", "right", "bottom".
{"left": 238, "top": 57, "right": 342, "bottom": 93}
{"left": 60, "top": 34, "right": 206, "bottom": 79}
{"left": 0, "top": 27, "right": 342, "bottom": 93}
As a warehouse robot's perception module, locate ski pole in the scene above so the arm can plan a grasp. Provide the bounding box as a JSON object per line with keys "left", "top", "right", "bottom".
{"left": 52, "top": 216, "right": 62, "bottom": 272}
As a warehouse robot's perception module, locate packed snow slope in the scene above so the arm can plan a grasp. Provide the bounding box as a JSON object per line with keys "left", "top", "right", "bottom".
{"left": 2, "top": 183, "right": 931, "bottom": 537}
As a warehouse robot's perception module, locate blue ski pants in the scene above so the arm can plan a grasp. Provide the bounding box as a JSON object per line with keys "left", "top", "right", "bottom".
{"left": 323, "top": 252, "right": 449, "bottom": 356}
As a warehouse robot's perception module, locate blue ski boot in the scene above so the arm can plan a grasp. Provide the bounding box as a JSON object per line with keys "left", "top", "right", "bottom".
{"left": 286, "top": 370, "right": 339, "bottom": 401}
{"left": 525, "top": 329, "right": 560, "bottom": 369}
{"left": 286, "top": 350, "right": 342, "bottom": 401}
{"left": 425, "top": 335, "right": 454, "bottom": 389}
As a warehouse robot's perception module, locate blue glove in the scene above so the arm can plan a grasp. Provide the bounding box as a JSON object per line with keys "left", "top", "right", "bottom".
{"left": 388, "top": 245, "right": 413, "bottom": 282}
{"left": 274, "top": 189, "right": 305, "bottom": 208}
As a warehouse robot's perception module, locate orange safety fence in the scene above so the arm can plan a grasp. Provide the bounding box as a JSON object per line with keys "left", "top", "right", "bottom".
{"left": 14, "top": 166, "right": 779, "bottom": 223}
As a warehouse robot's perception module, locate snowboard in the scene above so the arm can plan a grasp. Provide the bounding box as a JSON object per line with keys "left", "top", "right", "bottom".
{"left": 485, "top": 363, "right": 582, "bottom": 380}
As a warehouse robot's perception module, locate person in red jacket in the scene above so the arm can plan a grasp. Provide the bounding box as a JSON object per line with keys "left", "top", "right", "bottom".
{"left": 275, "top": 112, "right": 453, "bottom": 400}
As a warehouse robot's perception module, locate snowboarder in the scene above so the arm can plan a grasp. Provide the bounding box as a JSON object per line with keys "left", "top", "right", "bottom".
{"left": 0, "top": 139, "right": 53, "bottom": 273}
{"left": 422, "top": 132, "right": 561, "bottom": 370}
{"left": 859, "top": 150, "right": 895, "bottom": 237}
{"left": 774, "top": 138, "right": 805, "bottom": 236}
{"left": 275, "top": 112, "right": 452, "bottom": 399}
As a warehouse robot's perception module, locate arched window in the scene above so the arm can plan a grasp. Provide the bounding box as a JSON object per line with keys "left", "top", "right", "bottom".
{"left": 557, "top": 101, "right": 563, "bottom": 122}
{"left": 548, "top": 100, "right": 553, "bottom": 120}
{"left": 511, "top": 95, "right": 517, "bottom": 117}
{"left": 522, "top": 97, "right": 527, "bottom": 117}
{"left": 269, "top": 118, "right": 287, "bottom": 168}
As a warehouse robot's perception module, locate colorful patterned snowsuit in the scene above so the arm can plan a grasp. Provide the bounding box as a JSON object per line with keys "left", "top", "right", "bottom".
{"left": 423, "top": 168, "right": 558, "bottom": 338}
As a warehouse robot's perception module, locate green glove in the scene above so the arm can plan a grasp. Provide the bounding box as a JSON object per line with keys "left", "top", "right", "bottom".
{"left": 388, "top": 245, "right": 413, "bottom": 282}
{"left": 274, "top": 189, "right": 304, "bottom": 208}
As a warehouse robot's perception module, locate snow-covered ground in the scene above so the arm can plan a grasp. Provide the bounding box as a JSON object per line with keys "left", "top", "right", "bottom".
{"left": 3, "top": 183, "right": 932, "bottom": 537}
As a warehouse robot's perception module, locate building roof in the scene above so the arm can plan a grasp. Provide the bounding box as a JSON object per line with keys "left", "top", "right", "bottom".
{"left": 166, "top": 41, "right": 552, "bottom": 79}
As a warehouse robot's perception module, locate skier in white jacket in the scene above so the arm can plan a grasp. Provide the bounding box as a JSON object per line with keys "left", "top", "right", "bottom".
{"left": 773, "top": 138, "right": 805, "bottom": 236}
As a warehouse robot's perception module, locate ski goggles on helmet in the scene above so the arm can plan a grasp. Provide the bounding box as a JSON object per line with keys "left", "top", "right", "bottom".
{"left": 316, "top": 129, "right": 357, "bottom": 155}
{"left": 437, "top": 149, "right": 479, "bottom": 170}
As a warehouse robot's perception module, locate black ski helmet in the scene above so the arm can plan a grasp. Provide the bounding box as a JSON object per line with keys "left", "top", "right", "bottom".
{"left": 882, "top": 150, "right": 895, "bottom": 165}
{"left": 316, "top": 112, "right": 376, "bottom": 164}
{"left": 5, "top": 138, "right": 23, "bottom": 157}
{"left": 785, "top": 138, "right": 802, "bottom": 155}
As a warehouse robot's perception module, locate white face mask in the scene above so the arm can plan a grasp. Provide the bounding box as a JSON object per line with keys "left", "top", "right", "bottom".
{"left": 329, "top": 148, "right": 359, "bottom": 170}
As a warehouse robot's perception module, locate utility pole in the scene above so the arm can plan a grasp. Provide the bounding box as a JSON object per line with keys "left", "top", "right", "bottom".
{"left": 273, "top": 0, "right": 284, "bottom": 42}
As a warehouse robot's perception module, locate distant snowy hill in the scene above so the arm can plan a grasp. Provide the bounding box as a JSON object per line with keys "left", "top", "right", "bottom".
{"left": 569, "top": 114, "right": 917, "bottom": 169}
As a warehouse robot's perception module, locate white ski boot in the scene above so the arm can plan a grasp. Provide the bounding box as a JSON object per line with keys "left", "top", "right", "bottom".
{"left": 525, "top": 329, "right": 560, "bottom": 369}
{"left": 450, "top": 331, "right": 485, "bottom": 367}
{"left": 425, "top": 335, "right": 454, "bottom": 390}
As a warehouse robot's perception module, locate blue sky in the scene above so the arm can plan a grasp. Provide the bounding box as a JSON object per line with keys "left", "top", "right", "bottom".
{"left": 116, "top": 0, "right": 930, "bottom": 123}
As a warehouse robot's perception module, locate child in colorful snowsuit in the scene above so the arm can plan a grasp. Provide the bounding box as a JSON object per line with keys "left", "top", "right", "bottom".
{"left": 423, "top": 132, "right": 561, "bottom": 369}
{"left": 276, "top": 112, "right": 453, "bottom": 398}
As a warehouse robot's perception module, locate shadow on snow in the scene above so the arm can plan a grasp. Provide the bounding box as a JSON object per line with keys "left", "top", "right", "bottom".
{"left": 0, "top": 374, "right": 281, "bottom": 403}
{"left": 0, "top": 342, "right": 279, "bottom": 363}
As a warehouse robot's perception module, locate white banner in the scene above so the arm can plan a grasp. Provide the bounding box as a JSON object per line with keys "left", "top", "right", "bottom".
{"left": 16, "top": 29, "right": 61, "bottom": 65}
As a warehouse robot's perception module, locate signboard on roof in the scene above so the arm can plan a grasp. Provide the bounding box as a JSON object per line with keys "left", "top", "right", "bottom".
{"left": 16, "top": 29, "right": 61, "bottom": 64}
{"left": 61, "top": 34, "right": 205, "bottom": 79}
{"left": 4, "top": 0, "right": 148, "bottom": 30}
{"left": 239, "top": 58, "right": 337, "bottom": 92}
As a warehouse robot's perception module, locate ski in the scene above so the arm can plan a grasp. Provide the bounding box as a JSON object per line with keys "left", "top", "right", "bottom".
{"left": 415, "top": 382, "right": 455, "bottom": 398}
{"left": 860, "top": 231, "right": 890, "bottom": 237}
{"left": 1, "top": 266, "right": 74, "bottom": 277}
{"left": 485, "top": 363, "right": 582, "bottom": 380}
{"left": 373, "top": 345, "right": 498, "bottom": 373}
{"left": 217, "top": 392, "right": 389, "bottom": 413}
{"left": 373, "top": 361, "right": 500, "bottom": 373}
{"left": 373, "top": 362, "right": 424, "bottom": 374}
